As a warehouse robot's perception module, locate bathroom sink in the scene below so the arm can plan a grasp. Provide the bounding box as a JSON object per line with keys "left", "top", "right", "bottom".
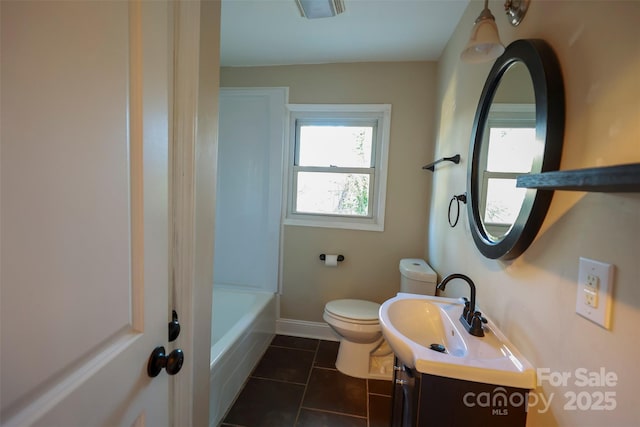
{"left": 379, "top": 293, "right": 536, "bottom": 389}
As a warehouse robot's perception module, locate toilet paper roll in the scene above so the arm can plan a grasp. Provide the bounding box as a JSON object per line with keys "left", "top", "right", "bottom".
{"left": 324, "top": 254, "right": 339, "bottom": 267}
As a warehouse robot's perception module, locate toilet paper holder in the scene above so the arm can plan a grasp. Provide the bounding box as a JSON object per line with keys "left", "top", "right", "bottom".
{"left": 319, "top": 254, "right": 344, "bottom": 262}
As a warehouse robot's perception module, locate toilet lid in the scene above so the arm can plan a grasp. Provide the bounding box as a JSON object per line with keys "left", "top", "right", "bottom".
{"left": 325, "top": 299, "right": 380, "bottom": 321}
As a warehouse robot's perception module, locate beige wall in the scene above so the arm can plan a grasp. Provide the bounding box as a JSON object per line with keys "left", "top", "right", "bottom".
{"left": 220, "top": 62, "right": 438, "bottom": 321}
{"left": 430, "top": 1, "right": 640, "bottom": 426}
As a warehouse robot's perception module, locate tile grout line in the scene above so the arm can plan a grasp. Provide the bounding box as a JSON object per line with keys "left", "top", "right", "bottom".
{"left": 299, "top": 406, "right": 368, "bottom": 420}
{"left": 249, "top": 374, "right": 307, "bottom": 386}
{"left": 269, "top": 344, "right": 317, "bottom": 353}
{"left": 308, "top": 365, "right": 337, "bottom": 372}
{"left": 368, "top": 391, "right": 392, "bottom": 397}
{"left": 293, "top": 339, "right": 320, "bottom": 426}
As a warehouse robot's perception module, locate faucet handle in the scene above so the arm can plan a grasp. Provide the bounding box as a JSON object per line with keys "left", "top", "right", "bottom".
{"left": 475, "top": 311, "right": 488, "bottom": 324}
{"left": 470, "top": 312, "right": 485, "bottom": 337}
{"left": 462, "top": 298, "right": 470, "bottom": 318}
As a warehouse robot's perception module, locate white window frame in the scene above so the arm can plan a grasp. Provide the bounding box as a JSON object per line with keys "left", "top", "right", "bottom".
{"left": 284, "top": 104, "right": 391, "bottom": 231}
{"left": 480, "top": 103, "right": 536, "bottom": 236}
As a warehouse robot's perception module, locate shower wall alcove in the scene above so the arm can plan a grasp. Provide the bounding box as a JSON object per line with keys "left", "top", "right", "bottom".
{"left": 214, "top": 87, "right": 287, "bottom": 292}
{"left": 209, "top": 87, "right": 287, "bottom": 426}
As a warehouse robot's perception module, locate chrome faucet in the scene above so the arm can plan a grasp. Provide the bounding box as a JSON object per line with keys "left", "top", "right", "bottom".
{"left": 436, "top": 274, "right": 484, "bottom": 337}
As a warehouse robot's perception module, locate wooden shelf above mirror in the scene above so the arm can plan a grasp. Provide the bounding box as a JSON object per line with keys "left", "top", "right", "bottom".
{"left": 517, "top": 163, "right": 640, "bottom": 192}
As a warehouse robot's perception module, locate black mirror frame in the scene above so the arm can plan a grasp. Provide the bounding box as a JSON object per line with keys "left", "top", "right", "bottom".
{"left": 467, "top": 39, "right": 565, "bottom": 260}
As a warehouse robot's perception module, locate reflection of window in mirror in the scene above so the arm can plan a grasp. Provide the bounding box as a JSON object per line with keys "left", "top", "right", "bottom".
{"left": 480, "top": 104, "right": 535, "bottom": 239}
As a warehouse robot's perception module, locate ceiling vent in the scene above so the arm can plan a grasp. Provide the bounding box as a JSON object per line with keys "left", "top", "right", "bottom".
{"left": 295, "top": 0, "right": 345, "bottom": 19}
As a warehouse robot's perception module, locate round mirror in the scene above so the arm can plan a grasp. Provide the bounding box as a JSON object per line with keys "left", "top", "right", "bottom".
{"left": 467, "top": 39, "right": 565, "bottom": 260}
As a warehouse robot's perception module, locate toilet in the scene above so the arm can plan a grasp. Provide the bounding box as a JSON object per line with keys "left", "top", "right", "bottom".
{"left": 323, "top": 258, "right": 438, "bottom": 379}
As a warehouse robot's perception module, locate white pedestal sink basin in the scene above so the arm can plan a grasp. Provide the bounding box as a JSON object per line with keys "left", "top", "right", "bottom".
{"left": 379, "top": 293, "right": 536, "bottom": 389}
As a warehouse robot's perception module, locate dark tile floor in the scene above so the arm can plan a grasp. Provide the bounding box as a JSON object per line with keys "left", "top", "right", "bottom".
{"left": 220, "top": 335, "right": 393, "bottom": 427}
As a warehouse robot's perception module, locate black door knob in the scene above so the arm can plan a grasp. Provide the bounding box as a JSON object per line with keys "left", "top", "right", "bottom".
{"left": 147, "top": 346, "right": 184, "bottom": 377}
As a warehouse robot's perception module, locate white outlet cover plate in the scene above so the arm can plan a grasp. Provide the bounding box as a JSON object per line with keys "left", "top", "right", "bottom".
{"left": 576, "top": 257, "right": 614, "bottom": 329}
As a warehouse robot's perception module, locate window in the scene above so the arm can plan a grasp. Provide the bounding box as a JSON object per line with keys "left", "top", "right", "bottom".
{"left": 480, "top": 103, "right": 537, "bottom": 237}
{"left": 284, "top": 104, "right": 391, "bottom": 231}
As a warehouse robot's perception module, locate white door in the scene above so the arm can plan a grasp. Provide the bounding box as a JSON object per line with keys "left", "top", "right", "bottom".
{"left": 1, "top": 1, "right": 174, "bottom": 426}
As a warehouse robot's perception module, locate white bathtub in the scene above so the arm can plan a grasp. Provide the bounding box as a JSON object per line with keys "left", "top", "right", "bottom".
{"left": 208, "top": 287, "right": 276, "bottom": 427}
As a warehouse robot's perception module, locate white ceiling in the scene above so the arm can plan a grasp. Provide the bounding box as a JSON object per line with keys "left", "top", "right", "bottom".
{"left": 220, "top": 0, "right": 470, "bottom": 66}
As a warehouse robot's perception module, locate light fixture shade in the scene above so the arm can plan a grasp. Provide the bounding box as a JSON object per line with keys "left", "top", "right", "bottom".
{"left": 460, "top": 18, "right": 505, "bottom": 63}
{"left": 295, "top": 0, "right": 345, "bottom": 19}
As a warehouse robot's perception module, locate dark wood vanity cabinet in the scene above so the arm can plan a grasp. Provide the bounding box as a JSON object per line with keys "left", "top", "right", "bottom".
{"left": 391, "top": 359, "right": 530, "bottom": 427}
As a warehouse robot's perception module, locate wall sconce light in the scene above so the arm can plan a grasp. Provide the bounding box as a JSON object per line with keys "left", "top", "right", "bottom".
{"left": 461, "top": 0, "right": 530, "bottom": 63}
{"left": 295, "top": 0, "right": 345, "bottom": 19}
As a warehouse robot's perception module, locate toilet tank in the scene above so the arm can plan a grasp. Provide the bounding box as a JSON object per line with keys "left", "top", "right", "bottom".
{"left": 399, "top": 258, "right": 438, "bottom": 295}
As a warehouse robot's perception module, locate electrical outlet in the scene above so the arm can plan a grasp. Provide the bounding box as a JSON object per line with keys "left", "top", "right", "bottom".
{"left": 576, "top": 258, "right": 614, "bottom": 329}
{"left": 583, "top": 273, "right": 599, "bottom": 307}
{"left": 583, "top": 286, "right": 598, "bottom": 307}
{"left": 586, "top": 273, "right": 599, "bottom": 289}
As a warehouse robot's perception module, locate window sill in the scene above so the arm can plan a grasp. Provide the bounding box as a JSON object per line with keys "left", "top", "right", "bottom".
{"left": 283, "top": 217, "right": 384, "bottom": 232}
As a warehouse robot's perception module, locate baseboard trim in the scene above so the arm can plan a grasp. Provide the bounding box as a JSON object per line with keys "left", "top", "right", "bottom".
{"left": 276, "top": 318, "right": 339, "bottom": 341}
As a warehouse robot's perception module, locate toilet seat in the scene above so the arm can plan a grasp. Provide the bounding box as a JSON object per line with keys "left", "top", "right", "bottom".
{"left": 324, "top": 299, "right": 380, "bottom": 324}
{"left": 322, "top": 298, "right": 389, "bottom": 379}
